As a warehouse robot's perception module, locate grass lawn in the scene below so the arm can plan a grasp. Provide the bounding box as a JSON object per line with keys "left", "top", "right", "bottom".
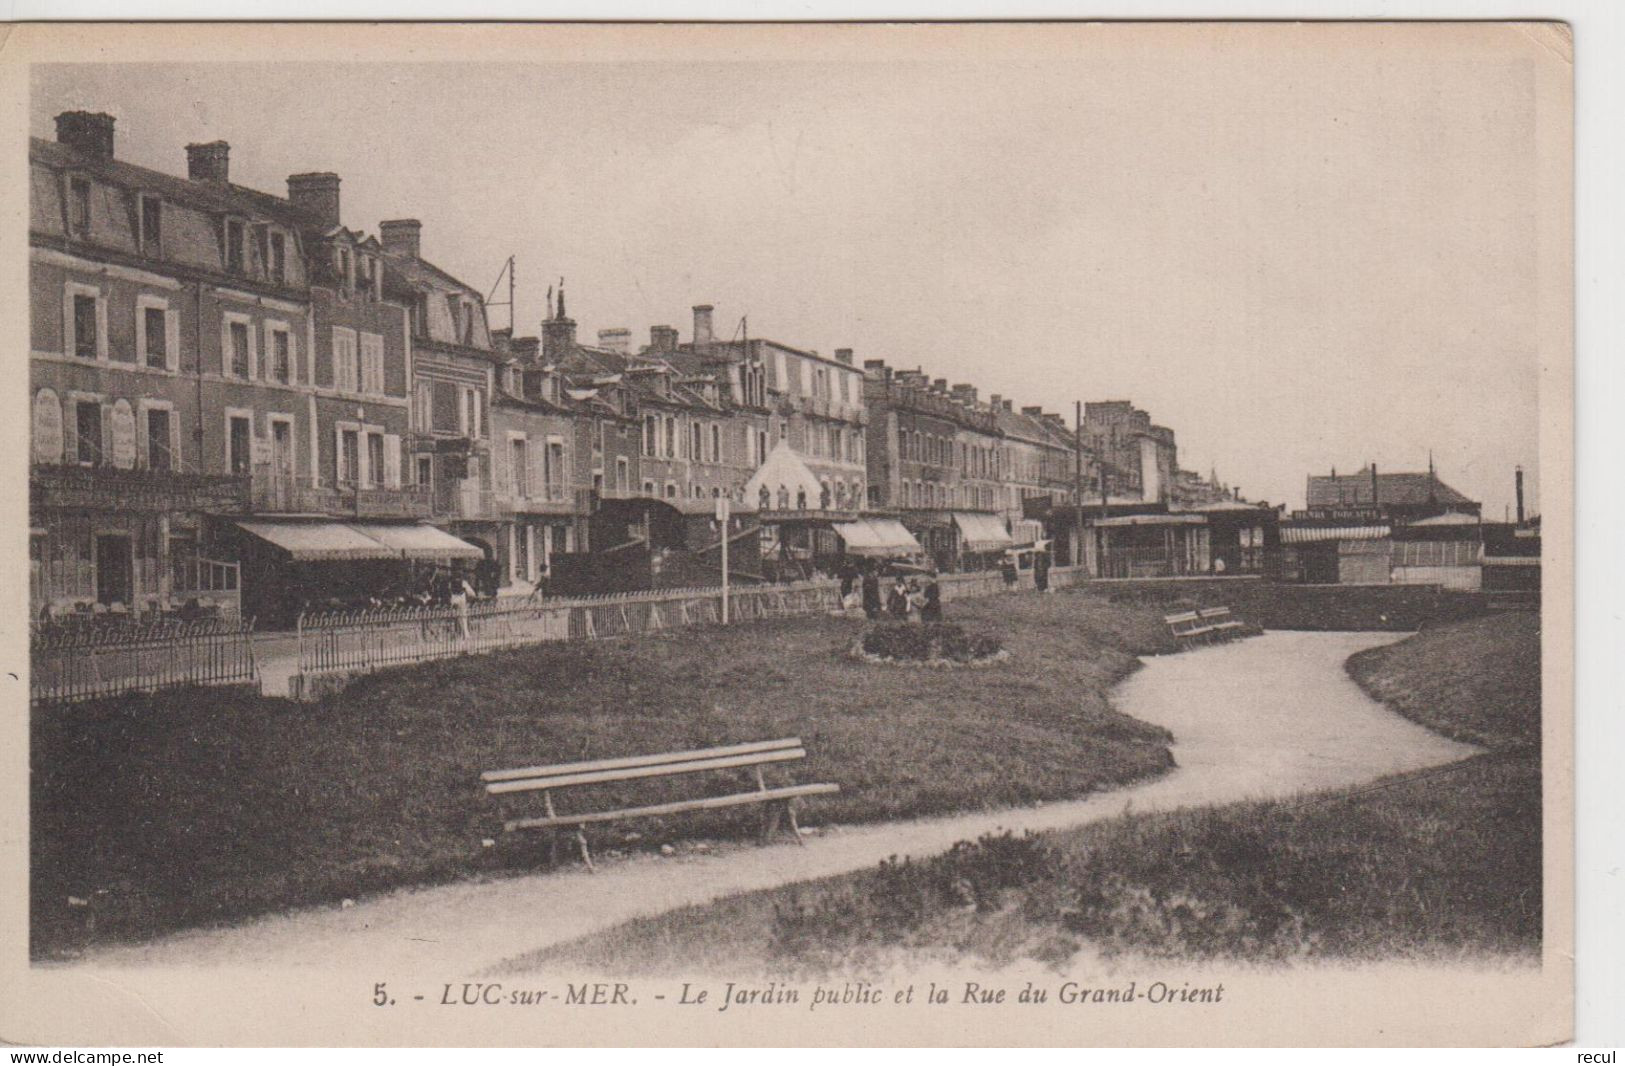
{"left": 31, "top": 590, "right": 1175, "bottom": 959}
{"left": 541, "top": 611, "right": 1544, "bottom": 975}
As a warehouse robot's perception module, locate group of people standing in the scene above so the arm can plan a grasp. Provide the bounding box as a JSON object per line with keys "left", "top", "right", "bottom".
{"left": 841, "top": 563, "right": 943, "bottom": 623}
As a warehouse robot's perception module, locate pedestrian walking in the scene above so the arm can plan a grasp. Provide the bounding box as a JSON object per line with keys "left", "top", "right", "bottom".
{"left": 887, "top": 576, "right": 910, "bottom": 620}
{"left": 861, "top": 569, "right": 882, "bottom": 620}
{"left": 1034, "top": 550, "right": 1051, "bottom": 593}
{"left": 450, "top": 570, "right": 473, "bottom": 640}
{"left": 1001, "top": 553, "right": 1018, "bottom": 588}
{"left": 922, "top": 574, "right": 943, "bottom": 622}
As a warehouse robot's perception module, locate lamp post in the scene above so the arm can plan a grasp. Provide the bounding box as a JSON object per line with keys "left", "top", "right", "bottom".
{"left": 716, "top": 494, "right": 730, "bottom": 623}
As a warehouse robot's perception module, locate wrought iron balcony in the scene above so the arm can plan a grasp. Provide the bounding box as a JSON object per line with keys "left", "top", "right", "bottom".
{"left": 31, "top": 462, "right": 250, "bottom": 515}
{"left": 250, "top": 466, "right": 433, "bottom": 519}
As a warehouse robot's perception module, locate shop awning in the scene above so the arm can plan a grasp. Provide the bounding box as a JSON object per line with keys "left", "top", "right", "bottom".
{"left": 1010, "top": 519, "right": 1047, "bottom": 547}
{"left": 236, "top": 520, "right": 400, "bottom": 562}
{"left": 348, "top": 522, "right": 485, "bottom": 560}
{"left": 834, "top": 518, "right": 924, "bottom": 557}
{"left": 952, "top": 512, "right": 1013, "bottom": 551}
{"left": 1280, "top": 525, "right": 1391, "bottom": 544}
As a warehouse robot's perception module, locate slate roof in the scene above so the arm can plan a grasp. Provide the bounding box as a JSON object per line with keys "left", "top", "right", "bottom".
{"left": 1305, "top": 472, "right": 1477, "bottom": 509}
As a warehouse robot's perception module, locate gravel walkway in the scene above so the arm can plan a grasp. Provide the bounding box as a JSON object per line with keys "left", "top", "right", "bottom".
{"left": 65, "top": 630, "right": 1477, "bottom": 975}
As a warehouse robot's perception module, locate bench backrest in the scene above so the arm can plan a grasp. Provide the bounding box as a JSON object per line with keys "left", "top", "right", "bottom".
{"left": 483, "top": 737, "right": 806, "bottom": 796}
{"left": 1197, "top": 607, "right": 1234, "bottom": 621}
{"left": 1164, "top": 610, "right": 1202, "bottom": 625}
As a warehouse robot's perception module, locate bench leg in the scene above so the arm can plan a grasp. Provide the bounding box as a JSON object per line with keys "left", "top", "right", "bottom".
{"left": 760, "top": 803, "right": 783, "bottom": 845}
{"left": 785, "top": 799, "right": 807, "bottom": 846}
{"left": 575, "top": 828, "right": 595, "bottom": 873}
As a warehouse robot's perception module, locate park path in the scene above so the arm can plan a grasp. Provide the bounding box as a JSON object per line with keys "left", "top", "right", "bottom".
{"left": 66, "top": 630, "right": 1478, "bottom": 976}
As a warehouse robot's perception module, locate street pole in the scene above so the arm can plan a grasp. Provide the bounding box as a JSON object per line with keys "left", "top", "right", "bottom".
{"left": 717, "top": 495, "right": 730, "bottom": 623}
{"left": 1073, "top": 400, "right": 1084, "bottom": 572}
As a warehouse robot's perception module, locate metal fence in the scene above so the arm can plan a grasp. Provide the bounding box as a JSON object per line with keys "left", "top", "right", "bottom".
{"left": 31, "top": 617, "right": 259, "bottom": 705}
{"left": 296, "top": 581, "right": 848, "bottom": 677}
{"left": 294, "top": 565, "right": 1092, "bottom": 682}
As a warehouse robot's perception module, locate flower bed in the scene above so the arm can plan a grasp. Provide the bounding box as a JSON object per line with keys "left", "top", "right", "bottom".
{"left": 850, "top": 622, "right": 1009, "bottom": 668}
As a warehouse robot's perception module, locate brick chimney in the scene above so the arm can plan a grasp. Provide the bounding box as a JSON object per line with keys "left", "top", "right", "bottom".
{"left": 186, "top": 140, "right": 231, "bottom": 184}
{"left": 1022, "top": 405, "right": 1044, "bottom": 416}
{"left": 287, "top": 172, "right": 342, "bottom": 229}
{"left": 932, "top": 377, "right": 948, "bottom": 393}
{"left": 598, "top": 328, "right": 631, "bottom": 354}
{"left": 55, "top": 111, "right": 115, "bottom": 162}
{"left": 834, "top": 348, "right": 854, "bottom": 365}
{"left": 691, "top": 304, "right": 714, "bottom": 345}
{"left": 379, "top": 219, "right": 422, "bottom": 259}
{"left": 650, "top": 325, "right": 678, "bottom": 353}
{"left": 1370, "top": 462, "right": 1379, "bottom": 506}
{"left": 951, "top": 384, "right": 978, "bottom": 405}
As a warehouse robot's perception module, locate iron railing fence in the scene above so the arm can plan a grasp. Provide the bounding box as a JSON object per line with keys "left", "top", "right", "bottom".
{"left": 31, "top": 617, "right": 258, "bottom": 705}
{"left": 296, "top": 581, "right": 848, "bottom": 676}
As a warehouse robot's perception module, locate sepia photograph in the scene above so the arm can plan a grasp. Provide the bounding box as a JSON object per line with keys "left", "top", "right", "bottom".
{"left": 0, "top": 19, "right": 1574, "bottom": 1047}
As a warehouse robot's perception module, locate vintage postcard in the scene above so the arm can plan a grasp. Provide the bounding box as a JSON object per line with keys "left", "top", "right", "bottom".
{"left": 0, "top": 20, "right": 1573, "bottom": 1047}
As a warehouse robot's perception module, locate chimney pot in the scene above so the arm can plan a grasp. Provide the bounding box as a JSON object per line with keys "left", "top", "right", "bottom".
{"left": 186, "top": 140, "right": 231, "bottom": 184}
{"left": 378, "top": 218, "right": 422, "bottom": 259}
{"left": 691, "top": 304, "right": 715, "bottom": 345}
{"left": 287, "top": 172, "right": 342, "bottom": 229}
{"left": 55, "top": 111, "right": 115, "bottom": 162}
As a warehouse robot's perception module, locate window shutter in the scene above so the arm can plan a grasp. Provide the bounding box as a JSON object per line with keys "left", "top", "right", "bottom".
{"left": 33, "top": 391, "right": 63, "bottom": 465}
{"left": 493, "top": 434, "right": 511, "bottom": 495}
{"left": 111, "top": 401, "right": 136, "bottom": 469}
{"left": 333, "top": 425, "right": 345, "bottom": 483}
{"left": 383, "top": 433, "right": 401, "bottom": 488}
{"left": 530, "top": 438, "right": 546, "bottom": 498}
{"left": 96, "top": 296, "right": 108, "bottom": 360}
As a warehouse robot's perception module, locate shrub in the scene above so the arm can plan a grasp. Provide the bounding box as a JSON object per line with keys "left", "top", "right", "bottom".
{"left": 857, "top": 623, "right": 1004, "bottom": 664}
{"left": 769, "top": 831, "right": 1059, "bottom": 967}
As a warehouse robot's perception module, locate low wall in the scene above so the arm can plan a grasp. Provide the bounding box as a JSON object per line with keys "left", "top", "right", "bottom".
{"left": 1083, "top": 577, "right": 1500, "bottom": 631}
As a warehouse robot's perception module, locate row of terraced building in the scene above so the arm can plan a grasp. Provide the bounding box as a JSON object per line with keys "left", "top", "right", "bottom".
{"left": 29, "top": 111, "right": 1229, "bottom": 626}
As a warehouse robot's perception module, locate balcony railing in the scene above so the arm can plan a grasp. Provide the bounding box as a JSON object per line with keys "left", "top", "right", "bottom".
{"left": 250, "top": 465, "right": 433, "bottom": 519}
{"left": 32, "top": 462, "right": 250, "bottom": 515}
{"left": 501, "top": 482, "right": 575, "bottom": 514}
{"left": 432, "top": 482, "right": 500, "bottom": 520}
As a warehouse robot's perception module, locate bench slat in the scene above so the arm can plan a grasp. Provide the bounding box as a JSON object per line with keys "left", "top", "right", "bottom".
{"left": 504, "top": 782, "right": 841, "bottom": 833}
{"left": 487, "top": 747, "right": 806, "bottom": 795}
{"left": 482, "top": 736, "right": 804, "bottom": 784}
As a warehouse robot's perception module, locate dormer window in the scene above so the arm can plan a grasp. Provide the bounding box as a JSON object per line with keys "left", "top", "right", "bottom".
{"left": 338, "top": 248, "right": 353, "bottom": 294}
{"left": 253, "top": 224, "right": 269, "bottom": 277}
{"left": 224, "top": 219, "right": 246, "bottom": 273}
{"left": 139, "top": 195, "right": 162, "bottom": 255}
{"left": 69, "top": 177, "right": 91, "bottom": 235}
{"left": 269, "top": 231, "right": 286, "bottom": 283}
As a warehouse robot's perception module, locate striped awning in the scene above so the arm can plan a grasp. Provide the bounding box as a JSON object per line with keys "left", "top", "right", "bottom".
{"left": 238, "top": 520, "right": 484, "bottom": 562}
{"left": 952, "top": 512, "right": 1013, "bottom": 551}
{"left": 348, "top": 522, "right": 485, "bottom": 560}
{"left": 1280, "top": 525, "right": 1391, "bottom": 544}
{"left": 834, "top": 518, "right": 924, "bottom": 557}
{"left": 237, "top": 520, "right": 400, "bottom": 562}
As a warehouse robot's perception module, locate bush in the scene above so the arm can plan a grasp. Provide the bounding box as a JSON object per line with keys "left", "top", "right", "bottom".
{"left": 770, "top": 831, "right": 1060, "bottom": 967}
{"left": 857, "top": 623, "right": 1004, "bottom": 664}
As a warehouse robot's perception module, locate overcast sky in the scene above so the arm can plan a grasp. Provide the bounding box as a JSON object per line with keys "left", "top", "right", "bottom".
{"left": 31, "top": 30, "right": 1547, "bottom": 514}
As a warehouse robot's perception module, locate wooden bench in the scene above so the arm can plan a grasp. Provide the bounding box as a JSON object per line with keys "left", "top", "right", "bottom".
{"left": 1197, "top": 606, "right": 1249, "bottom": 638}
{"left": 481, "top": 737, "right": 839, "bottom": 870}
{"left": 1163, "top": 609, "right": 1213, "bottom": 643}
{"left": 1164, "top": 606, "right": 1252, "bottom": 646}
